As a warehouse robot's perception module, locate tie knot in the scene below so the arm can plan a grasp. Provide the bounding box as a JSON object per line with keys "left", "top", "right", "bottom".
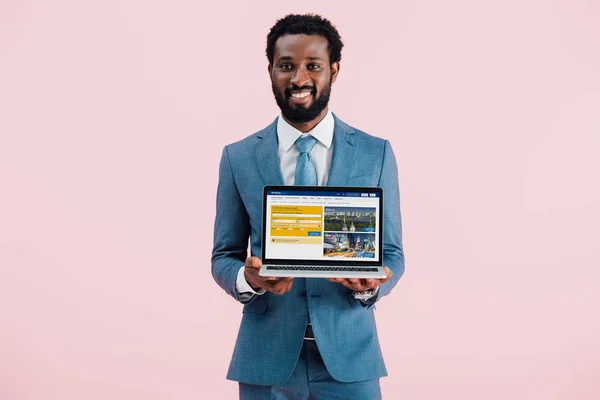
{"left": 296, "top": 135, "right": 317, "bottom": 154}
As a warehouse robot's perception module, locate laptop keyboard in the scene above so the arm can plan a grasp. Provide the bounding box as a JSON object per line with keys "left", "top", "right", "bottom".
{"left": 265, "top": 266, "right": 379, "bottom": 272}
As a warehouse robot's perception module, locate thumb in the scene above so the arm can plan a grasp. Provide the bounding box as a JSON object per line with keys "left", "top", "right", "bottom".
{"left": 381, "top": 267, "right": 393, "bottom": 282}
{"left": 245, "top": 257, "right": 262, "bottom": 269}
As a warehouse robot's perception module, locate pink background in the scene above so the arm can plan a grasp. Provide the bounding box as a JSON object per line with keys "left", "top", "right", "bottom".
{"left": 1, "top": 0, "right": 599, "bottom": 399}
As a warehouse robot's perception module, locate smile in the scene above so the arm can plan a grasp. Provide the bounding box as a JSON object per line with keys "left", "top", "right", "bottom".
{"left": 290, "top": 91, "right": 312, "bottom": 99}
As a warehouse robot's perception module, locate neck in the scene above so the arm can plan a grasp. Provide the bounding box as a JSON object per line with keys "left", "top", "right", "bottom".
{"left": 284, "top": 108, "right": 329, "bottom": 133}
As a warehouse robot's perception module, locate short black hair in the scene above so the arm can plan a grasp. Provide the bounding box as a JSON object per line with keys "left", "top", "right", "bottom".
{"left": 266, "top": 14, "right": 344, "bottom": 66}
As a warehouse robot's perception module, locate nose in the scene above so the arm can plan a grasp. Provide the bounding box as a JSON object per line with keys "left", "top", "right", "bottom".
{"left": 290, "top": 65, "right": 311, "bottom": 87}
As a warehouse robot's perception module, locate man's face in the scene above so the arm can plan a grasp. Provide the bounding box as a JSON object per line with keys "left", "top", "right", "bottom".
{"left": 269, "top": 34, "right": 339, "bottom": 124}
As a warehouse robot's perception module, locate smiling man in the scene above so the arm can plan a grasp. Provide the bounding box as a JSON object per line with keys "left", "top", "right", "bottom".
{"left": 270, "top": 34, "right": 334, "bottom": 130}
{"left": 212, "top": 14, "right": 405, "bottom": 399}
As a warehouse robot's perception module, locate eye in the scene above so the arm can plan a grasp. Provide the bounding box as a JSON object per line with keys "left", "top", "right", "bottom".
{"left": 279, "top": 64, "right": 293, "bottom": 70}
{"left": 307, "top": 64, "right": 321, "bottom": 70}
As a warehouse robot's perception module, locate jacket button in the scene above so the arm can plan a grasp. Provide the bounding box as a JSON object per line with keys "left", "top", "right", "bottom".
{"left": 300, "top": 290, "right": 307, "bottom": 299}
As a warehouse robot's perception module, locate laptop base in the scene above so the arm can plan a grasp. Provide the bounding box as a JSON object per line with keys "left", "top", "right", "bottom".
{"left": 259, "top": 265, "right": 386, "bottom": 279}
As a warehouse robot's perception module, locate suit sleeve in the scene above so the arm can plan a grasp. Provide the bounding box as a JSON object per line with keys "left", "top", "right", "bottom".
{"left": 211, "top": 146, "right": 254, "bottom": 303}
{"left": 377, "top": 140, "right": 405, "bottom": 299}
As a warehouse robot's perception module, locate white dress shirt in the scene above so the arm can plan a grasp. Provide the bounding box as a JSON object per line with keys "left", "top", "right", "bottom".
{"left": 235, "top": 110, "right": 378, "bottom": 301}
{"left": 276, "top": 109, "right": 334, "bottom": 187}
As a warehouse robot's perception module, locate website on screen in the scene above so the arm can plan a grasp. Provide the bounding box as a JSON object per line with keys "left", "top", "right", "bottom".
{"left": 264, "top": 190, "right": 380, "bottom": 261}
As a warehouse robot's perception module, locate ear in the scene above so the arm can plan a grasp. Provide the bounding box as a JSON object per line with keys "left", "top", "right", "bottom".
{"left": 330, "top": 62, "right": 340, "bottom": 84}
{"left": 268, "top": 64, "right": 272, "bottom": 77}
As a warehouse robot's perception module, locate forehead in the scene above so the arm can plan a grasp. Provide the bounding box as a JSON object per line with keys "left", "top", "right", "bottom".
{"left": 273, "top": 34, "right": 330, "bottom": 62}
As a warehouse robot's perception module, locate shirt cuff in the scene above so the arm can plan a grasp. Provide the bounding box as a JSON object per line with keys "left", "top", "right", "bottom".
{"left": 236, "top": 266, "right": 266, "bottom": 295}
{"left": 353, "top": 286, "right": 380, "bottom": 301}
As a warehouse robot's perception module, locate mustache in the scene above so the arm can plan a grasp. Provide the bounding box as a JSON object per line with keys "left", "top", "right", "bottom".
{"left": 285, "top": 85, "right": 316, "bottom": 97}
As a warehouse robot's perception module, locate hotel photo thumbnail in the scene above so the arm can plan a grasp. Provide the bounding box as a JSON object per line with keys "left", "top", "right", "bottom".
{"left": 322, "top": 207, "right": 377, "bottom": 258}
{"left": 323, "top": 207, "right": 376, "bottom": 233}
{"left": 323, "top": 232, "right": 376, "bottom": 258}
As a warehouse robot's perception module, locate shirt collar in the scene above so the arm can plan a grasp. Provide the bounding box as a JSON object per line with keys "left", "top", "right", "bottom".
{"left": 276, "top": 110, "right": 334, "bottom": 152}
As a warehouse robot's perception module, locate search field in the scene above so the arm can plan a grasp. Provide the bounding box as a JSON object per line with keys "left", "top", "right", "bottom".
{"left": 272, "top": 213, "right": 321, "bottom": 218}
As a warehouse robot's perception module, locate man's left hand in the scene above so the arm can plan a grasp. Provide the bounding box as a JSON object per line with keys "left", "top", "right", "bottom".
{"left": 326, "top": 267, "right": 393, "bottom": 291}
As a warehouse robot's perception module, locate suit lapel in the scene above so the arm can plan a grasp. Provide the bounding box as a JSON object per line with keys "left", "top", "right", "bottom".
{"left": 326, "top": 114, "right": 356, "bottom": 186}
{"left": 254, "top": 118, "right": 285, "bottom": 186}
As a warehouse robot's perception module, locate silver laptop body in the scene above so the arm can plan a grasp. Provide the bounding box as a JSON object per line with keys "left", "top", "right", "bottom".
{"left": 259, "top": 186, "right": 385, "bottom": 279}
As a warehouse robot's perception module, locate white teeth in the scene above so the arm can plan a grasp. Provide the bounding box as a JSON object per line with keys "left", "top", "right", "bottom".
{"left": 291, "top": 91, "right": 311, "bottom": 98}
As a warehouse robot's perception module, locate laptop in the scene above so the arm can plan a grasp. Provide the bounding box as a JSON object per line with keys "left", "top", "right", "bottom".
{"left": 259, "top": 186, "right": 385, "bottom": 278}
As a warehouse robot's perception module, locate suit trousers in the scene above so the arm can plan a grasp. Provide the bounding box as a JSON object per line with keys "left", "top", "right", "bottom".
{"left": 239, "top": 340, "right": 381, "bottom": 400}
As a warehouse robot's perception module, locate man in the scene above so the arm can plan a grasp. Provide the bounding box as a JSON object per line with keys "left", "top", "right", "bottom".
{"left": 212, "top": 14, "right": 405, "bottom": 399}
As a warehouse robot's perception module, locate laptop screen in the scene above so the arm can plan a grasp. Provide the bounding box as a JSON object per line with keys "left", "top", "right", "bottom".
{"left": 262, "top": 186, "right": 383, "bottom": 265}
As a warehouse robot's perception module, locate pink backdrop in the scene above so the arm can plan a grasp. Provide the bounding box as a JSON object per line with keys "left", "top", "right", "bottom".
{"left": 1, "top": 1, "right": 599, "bottom": 399}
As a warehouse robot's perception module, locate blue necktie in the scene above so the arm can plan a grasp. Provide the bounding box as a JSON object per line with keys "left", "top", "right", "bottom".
{"left": 294, "top": 135, "right": 318, "bottom": 186}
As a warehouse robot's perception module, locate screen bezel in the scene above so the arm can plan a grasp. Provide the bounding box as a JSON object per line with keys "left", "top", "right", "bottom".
{"left": 261, "top": 185, "right": 384, "bottom": 266}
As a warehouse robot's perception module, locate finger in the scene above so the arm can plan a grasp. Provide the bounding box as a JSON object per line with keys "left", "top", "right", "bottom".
{"left": 276, "top": 279, "right": 292, "bottom": 295}
{"left": 355, "top": 280, "right": 368, "bottom": 291}
{"left": 365, "top": 278, "right": 374, "bottom": 288}
{"left": 284, "top": 279, "right": 294, "bottom": 292}
{"left": 280, "top": 277, "right": 293, "bottom": 289}
{"left": 338, "top": 279, "right": 357, "bottom": 291}
{"left": 262, "top": 280, "right": 281, "bottom": 294}
{"left": 272, "top": 278, "right": 290, "bottom": 294}
{"left": 243, "top": 267, "right": 261, "bottom": 284}
{"left": 266, "top": 286, "right": 283, "bottom": 295}
{"left": 380, "top": 267, "right": 393, "bottom": 283}
{"left": 245, "top": 257, "right": 262, "bottom": 269}
{"left": 258, "top": 272, "right": 278, "bottom": 282}
{"left": 352, "top": 279, "right": 368, "bottom": 291}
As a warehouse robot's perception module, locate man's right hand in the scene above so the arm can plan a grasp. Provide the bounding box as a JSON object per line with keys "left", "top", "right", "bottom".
{"left": 244, "top": 256, "right": 293, "bottom": 295}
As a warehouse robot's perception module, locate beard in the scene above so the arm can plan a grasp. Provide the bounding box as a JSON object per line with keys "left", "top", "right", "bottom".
{"left": 272, "top": 75, "right": 332, "bottom": 124}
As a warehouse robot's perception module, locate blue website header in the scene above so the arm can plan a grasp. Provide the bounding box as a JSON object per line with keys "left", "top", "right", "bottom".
{"left": 267, "top": 190, "right": 380, "bottom": 198}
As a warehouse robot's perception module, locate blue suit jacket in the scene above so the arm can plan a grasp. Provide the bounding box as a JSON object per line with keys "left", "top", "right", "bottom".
{"left": 211, "top": 114, "right": 405, "bottom": 385}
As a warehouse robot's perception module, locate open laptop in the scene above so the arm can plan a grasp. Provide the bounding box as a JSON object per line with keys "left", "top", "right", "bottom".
{"left": 259, "top": 186, "right": 385, "bottom": 278}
